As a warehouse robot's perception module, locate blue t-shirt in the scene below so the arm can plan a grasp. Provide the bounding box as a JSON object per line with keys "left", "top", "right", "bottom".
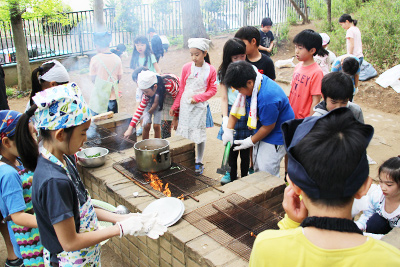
{"left": 0, "top": 162, "right": 26, "bottom": 258}
{"left": 331, "top": 55, "right": 360, "bottom": 91}
{"left": 246, "top": 75, "right": 295, "bottom": 145}
{"left": 32, "top": 155, "right": 87, "bottom": 257}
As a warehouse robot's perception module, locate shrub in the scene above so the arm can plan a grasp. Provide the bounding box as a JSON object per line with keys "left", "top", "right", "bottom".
{"left": 6, "top": 87, "right": 14, "bottom": 97}
{"left": 287, "top": 9, "right": 298, "bottom": 25}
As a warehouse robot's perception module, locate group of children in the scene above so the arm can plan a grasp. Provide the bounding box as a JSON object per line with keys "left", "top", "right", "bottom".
{"left": 1, "top": 13, "right": 400, "bottom": 267}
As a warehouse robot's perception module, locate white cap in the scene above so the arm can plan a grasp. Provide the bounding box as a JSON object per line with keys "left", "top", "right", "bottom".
{"left": 188, "top": 38, "right": 211, "bottom": 51}
{"left": 137, "top": 71, "right": 158, "bottom": 90}
{"left": 38, "top": 60, "right": 70, "bottom": 83}
{"left": 320, "top": 33, "right": 330, "bottom": 46}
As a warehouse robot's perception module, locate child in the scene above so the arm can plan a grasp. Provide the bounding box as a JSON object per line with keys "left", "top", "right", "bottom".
{"left": 130, "top": 36, "right": 161, "bottom": 74}
{"left": 234, "top": 26, "right": 276, "bottom": 80}
{"left": 0, "top": 64, "right": 9, "bottom": 110}
{"left": 89, "top": 32, "right": 123, "bottom": 114}
{"left": 355, "top": 156, "right": 400, "bottom": 237}
{"left": 124, "top": 69, "right": 180, "bottom": 140}
{"left": 0, "top": 110, "right": 44, "bottom": 267}
{"left": 313, "top": 72, "right": 364, "bottom": 122}
{"left": 16, "top": 83, "right": 166, "bottom": 266}
{"left": 258, "top": 17, "right": 274, "bottom": 56}
{"left": 313, "top": 33, "right": 331, "bottom": 76}
{"left": 148, "top": 28, "right": 164, "bottom": 62}
{"left": 160, "top": 35, "right": 170, "bottom": 52}
{"left": 249, "top": 108, "right": 400, "bottom": 266}
{"left": 331, "top": 55, "right": 360, "bottom": 96}
{"left": 289, "top": 29, "right": 323, "bottom": 119}
{"left": 217, "top": 38, "right": 252, "bottom": 185}
{"left": 110, "top": 43, "right": 127, "bottom": 58}
{"left": 339, "top": 14, "right": 363, "bottom": 65}
{"left": 222, "top": 61, "right": 294, "bottom": 177}
{"left": 320, "top": 33, "right": 336, "bottom": 68}
{"left": 170, "top": 38, "right": 217, "bottom": 175}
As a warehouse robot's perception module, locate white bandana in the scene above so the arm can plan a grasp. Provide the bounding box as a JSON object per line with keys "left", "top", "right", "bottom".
{"left": 188, "top": 38, "right": 211, "bottom": 51}
{"left": 38, "top": 60, "right": 70, "bottom": 83}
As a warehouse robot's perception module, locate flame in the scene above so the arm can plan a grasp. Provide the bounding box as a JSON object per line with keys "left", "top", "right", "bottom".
{"left": 144, "top": 173, "right": 171, "bottom": 197}
{"left": 250, "top": 232, "right": 257, "bottom": 238}
{"left": 177, "top": 194, "right": 184, "bottom": 200}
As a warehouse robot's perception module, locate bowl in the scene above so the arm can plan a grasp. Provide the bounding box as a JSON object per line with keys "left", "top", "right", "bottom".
{"left": 76, "top": 147, "right": 109, "bottom": 168}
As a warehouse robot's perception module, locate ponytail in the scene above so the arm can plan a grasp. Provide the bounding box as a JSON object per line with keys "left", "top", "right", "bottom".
{"left": 204, "top": 53, "right": 211, "bottom": 64}
{"left": 16, "top": 105, "right": 39, "bottom": 171}
{"left": 353, "top": 19, "right": 358, "bottom": 26}
{"left": 339, "top": 14, "right": 358, "bottom": 26}
{"left": 30, "top": 62, "right": 56, "bottom": 106}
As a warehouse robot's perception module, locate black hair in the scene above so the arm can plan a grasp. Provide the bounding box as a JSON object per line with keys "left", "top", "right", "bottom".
{"left": 16, "top": 105, "right": 75, "bottom": 171}
{"left": 234, "top": 26, "right": 261, "bottom": 46}
{"left": 321, "top": 72, "right": 353, "bottom": 101}
{"left": 132, "top": 66, "right": 149, "bottom": 82}
{"left": 261, "top": 17, "right": 273, "bottom": 26}
{"left": 316, "top": 47, "right": 329, "bottom": 57}
{"left": 293, "top": 29, "right": 322, "bottom": 56}
{"left": 130, "top": 36, "right": 154, "bottom": 70}
{"left": 30, "top": 62, "right": 57, "bottom": 106}
{"left": 342, "top": 57, "right": 359, "bottom": 76}
{"left": 224, "top": 61, "right": 257, "bottom": 89}
{"left": 204, "top": 53, "right": 211, "bottom": 64}
{"left": 291, "top": 108, "right": 373, "bottom": 207}
{"left": 339, "top": 14, "right": 358, "bottom": 26}
{"left": 379, "top": 157, "right": 400, "bottom": 185}
{"left": 116, "top": 43, "right": 126, "bottom": 52}
{"left": 218, "top": 38, "right": 246, "bottom": 82}
{"left": 149, "top": 74, "right": 179, "bottom": 111}
{"left": 148, "top": 27, "right": 156, "bottom": 33}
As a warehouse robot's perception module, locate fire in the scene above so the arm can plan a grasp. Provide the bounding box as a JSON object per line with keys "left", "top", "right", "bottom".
{"left": 177, "top": 194, "right": 184, "bottom": 200}
{"left": 144, "top": 173, "right": 171, "bottom": 197}
{"left": 250, "top": 232, "right": 257, "bottom": 238}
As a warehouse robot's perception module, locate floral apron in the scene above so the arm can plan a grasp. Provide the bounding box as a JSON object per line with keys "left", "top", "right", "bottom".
{"left": 0, "top": 158, "right": 44, "bottom": 267}
{"left": 176, "top": 62, "right": 208, "bottom": 144}
{"left": 89, "top": 57, "right": 119, "bottom": 115}
{"left": 41, "top": 149, "right": 101, "bottom": 267}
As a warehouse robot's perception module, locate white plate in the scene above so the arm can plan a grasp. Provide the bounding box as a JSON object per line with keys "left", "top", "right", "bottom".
{"left": 142, "top": 197, "right": 185, "bottom": 227}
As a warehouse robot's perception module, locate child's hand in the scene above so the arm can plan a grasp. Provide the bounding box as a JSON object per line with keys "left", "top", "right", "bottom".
{"left": 282, "top": 185, "right": 308, "bottom": 224}
{"left": 172, "top": 116, "right": 178, "bottom": 130}
{"left": 169, "top": 109, "right": 175, "bottom": 117}
{"left": 123, "top": 126, "right": 135, "bottom": 139}
{"left": 190, "top": 98, "right": 197, "bottom": 104}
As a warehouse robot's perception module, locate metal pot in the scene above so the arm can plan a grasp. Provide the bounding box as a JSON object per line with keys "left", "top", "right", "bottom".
{"left": 134, "top": 139, "right": 171, "bottom": 173}
{"left": 76, "top": 147, "right": 109, "bottom": 168}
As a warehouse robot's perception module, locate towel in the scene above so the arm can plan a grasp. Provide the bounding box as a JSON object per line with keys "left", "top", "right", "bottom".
{"left": 230, "top": 70, "right": 262, "bottom": 129}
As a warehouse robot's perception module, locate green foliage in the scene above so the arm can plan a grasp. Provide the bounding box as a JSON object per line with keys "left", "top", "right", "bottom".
{"left": 308, "top": 0, "right": 362, "bottom": 20}
{"left": 168, "top": 35, "right": 183, "bottom": 49}
{"left": 6, "top": 87, "right": 14, "bottom": 97}
{"left": 272, "top": 22, "right": 290, "bottom": 55}
{"left": 201, "top": 0, "right": 226, "bottom": 14}
{"left": 152, "top": 0, "right": 173, "bottom": 17}
{"left": 116, "top": 0, "right": 141, "bottom": 34}
{"left": 287, "top": 9, "right": 298, "bottom": 25}
{"left": 239, "top": 0, "right": 258, "bottom": 12}
{"left": 105, "top": 0, "right": 118, "bottom": 9}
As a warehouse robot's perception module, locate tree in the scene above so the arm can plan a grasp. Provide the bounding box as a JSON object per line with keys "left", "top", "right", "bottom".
{"left": 0, "top": 0, "right": 64, "bottom": 91}
{"left": 115, "top": 0, "right": 141, "bottom": 35}
{"left": 238, "top": 0, "right": 258, "bottom": 26}
{"left": 288, "top": 0, "right": 310, "bottom": 24}
{"left": 327, "top": 0, "right": 332, "bottom": 31}
{"left": 181, "top": 0, "right": 208, "bottom": 48}
{"left": 93, "top": 0, "right": 105, "bottom": 31}
{"left": 152, "top": 0, "right": 173, "bottom": 34}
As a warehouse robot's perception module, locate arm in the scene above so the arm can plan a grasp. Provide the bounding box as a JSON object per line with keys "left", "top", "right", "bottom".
{"left": 251, "top": 123, "right": 275, "bottom": 144}
{"left": 124, "top": 95, "right": 149, "bottom": 138}
{"left": 267, "top": 40, "right": 274, "bottom": 53}
{"left": 153, "top": 62, "right": 161, "bottom": 74}
{"left": 220, "top": 83, "right": 229, "bottom": 117}
{"left": 227, "top": 114, "right": 239, "bottom": 129}
{"left": 10, "top": 211, "right": 37, "bottom": 228}
{"left": 354, "top": 73, "right": 359, "bottom": 88}
{"left": 279, "top": 185, "right": 307, "bottom": 229}
{"left": 148, "top": 95, "right": 159, "bottom": 114}
{"left": 347, "top": 37, "right": 355, "bottom": 55}
{"left": 258, "top": 45, "right": 268, "bottom": 52}
{"left": 310, "top": 95, "right": 321, "bottom": 116}
{"left": 94, "top": 208, "right": 131, "bottom": 224}
{"left": 355, "top": 185, "right": 381, "bottom": 231}
{"left": 192, "top": 66, "right": 217, "bottom": 102}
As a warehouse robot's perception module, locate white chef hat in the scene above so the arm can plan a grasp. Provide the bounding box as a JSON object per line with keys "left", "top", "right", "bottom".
{"left": 188, "top": 38, "right": 211, "bottom": 52}
{"left": 137, "top": 70, "right": 158, "bottom": 90}
{"left": 320, "top": 33, "right": 330, "bottom": 46}
{"left": 38, "top": 60, "right": 70, "bottom": 83}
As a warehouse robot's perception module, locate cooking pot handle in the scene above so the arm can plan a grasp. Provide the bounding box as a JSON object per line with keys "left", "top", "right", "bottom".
{"left": 158, "top": 150, "right": 170, "bottom": 162}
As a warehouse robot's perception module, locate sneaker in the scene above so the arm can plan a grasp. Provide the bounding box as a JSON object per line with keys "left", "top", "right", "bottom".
{"left": 195, "top": 163, "right": 204, "bottom": 175}
{"left": 248, "top": 167, "right": 254, "bottom": 175}
{"left": 136, "top": 126, "right": 143, "bottom": 136}
{"left": 5, "top": 258, "right": 24, "bottom": 267}
{"left": 220, "top": 172, "right": 231, "bottom": 185}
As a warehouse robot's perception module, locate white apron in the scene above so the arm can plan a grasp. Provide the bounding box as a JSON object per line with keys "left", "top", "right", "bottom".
{"left": 42, "top": 149, "right": 101, "bottom": 267}
{"left": 176, "top": 62, "right": 209, "bottom": 144}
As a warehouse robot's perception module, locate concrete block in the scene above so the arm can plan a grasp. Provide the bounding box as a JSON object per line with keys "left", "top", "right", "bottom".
{"left": 160, "top": 236, "right": 172, "bottom": 253}
{"left": 172, "top": 257, "right": 185, "bottom": 267}
{"left": 160, "top": 247, "right": 172, "bottom": 264}
{"left": 186, "top": 257, "right": 202, "bottom": 267}
{"left": 171, "top": 224, "right": 204, "bottom": 250}
{"left": 220, "top": 180, "right": 249, "bottom": 194}
{"left": 382, "top": 227, "right": 400, "bottom": 249}
{"left": 160, "top": 259, "right": 172, "bottom": 267}
{"left": 172, "top": 245, "right": 185, "bottom": 264}
{"left": 203, "top": 247, "right": 238, "bottom": 266}
{"left": 148, "top": 248, "right": 160, "bottom": 265}
{"left": 120, "top": 242, "right": 130, "bottom": 259}
{"left": 186, "top": 235, "right": 222, "bottom": 263}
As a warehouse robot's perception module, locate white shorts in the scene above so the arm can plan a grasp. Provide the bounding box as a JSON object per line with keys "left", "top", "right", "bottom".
{"left": 143, "top": 105, "right": 162, "bottom": 125}
{"left": 253, "top": 141, "right": 286, "bottom": 177}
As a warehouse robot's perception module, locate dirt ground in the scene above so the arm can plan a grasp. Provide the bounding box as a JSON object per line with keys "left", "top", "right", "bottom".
{"left": 2, "top": 22, "right": 400, "bottom": 265}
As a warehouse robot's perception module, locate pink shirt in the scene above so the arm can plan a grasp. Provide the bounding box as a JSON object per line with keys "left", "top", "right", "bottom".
{"left": 171, "top": 62, "right": 217, "bottom": 112}
{"left": 346, "top": 26, "right": 363, "bottom": 58}
{"left": 289, "top": 62, "right": 323, "bottom": 119}
{"left": 89, "top": 53, "right": 123, "bottom": 81}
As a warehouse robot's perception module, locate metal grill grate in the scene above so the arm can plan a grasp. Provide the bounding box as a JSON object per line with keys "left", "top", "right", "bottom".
{"left": 86, "top": 124, "right": 116, "bottom": 141}
{"left": 84, "top": 135, "right": 135, "bottom": 152}
{"left": 184, "top": 193, "right": 282, "bottom": 261}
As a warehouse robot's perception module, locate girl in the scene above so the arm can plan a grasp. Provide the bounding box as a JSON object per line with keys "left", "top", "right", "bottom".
{"left": 339, "top": 14, "right": 363, "bottom": 65}
{"left": 130, "top": 36, "right": 161, "bottom": 74}
{"left": 170, "top": 38, "right": 217, "bottom": 175}
{"left": 216, "top": 38, "right": 252, "bottom": 185}
{"left": 0, "top": 110, "right": 44, "bottom": 267}
{"left": 314, "top": 34, "right": 331, "bottom": 76}
{"left": 124, "top": 69, "right": 180, "bottom": 140}
{"left": 356, "top": 156, "right": 400, "bottom": 237}
{"left": 16, "top": 83, "right": 166, "bottom": 266}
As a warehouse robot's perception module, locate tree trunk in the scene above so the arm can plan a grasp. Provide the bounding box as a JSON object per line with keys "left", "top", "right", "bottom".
{"left": 181, "top": 0, "right": 209, "bottom": 48}
{"left": 94, "top": 0, "right": 105, "bottom": 32}
{"left": 327, "top": 0, "right": 332, "bottom": 31}
{"left": 10, "top": 3, "right": 31, "bottom": 91}
{"left": 288, "top": 0, "right": 310, "bottom": 24}
{"left": 303, "top": 0, "right": 308, "bottom": 21}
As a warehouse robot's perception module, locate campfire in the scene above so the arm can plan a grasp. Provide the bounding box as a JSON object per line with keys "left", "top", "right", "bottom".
{"left": 144, "top": 173, "right": 171, "bottom": 197}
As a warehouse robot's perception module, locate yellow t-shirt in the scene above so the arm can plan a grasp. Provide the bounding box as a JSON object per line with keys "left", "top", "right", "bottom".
{"left": 249, "top": 219, "right": 400, "bottom": 266}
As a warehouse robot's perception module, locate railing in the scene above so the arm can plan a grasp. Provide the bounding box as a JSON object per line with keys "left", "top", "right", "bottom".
{"left": 0, "top": 0, "right": 316, "bottom": 65}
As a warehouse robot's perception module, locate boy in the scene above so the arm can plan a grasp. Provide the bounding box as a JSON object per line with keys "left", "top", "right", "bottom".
{"left": 249, "top": 108, "right": 400, "bottom": 266}
{"left": 234, "top": 26, "right": 276, "bottom": 80}
{"left": 259, "top": 17, "right": 274, "bottom": 56}
{"left": 222, "top": 61, "right": 294, "bottom": 177}
{"left": 148, "top": 28, "right": 164, "bottom": 62}
{"left": 111, "top": 43, "right": 127, "bottom": 58}
{"left": 89, "top": 32, "right": 123, "bottom": 114}
{"left": 313, "top": 72, "right": 364, "bottom": 122}
{"left": 289, "top": 29, "right": 323, "bottom": 119}
{"left": 331, "top": 54, "right": 360, "bottom": 96}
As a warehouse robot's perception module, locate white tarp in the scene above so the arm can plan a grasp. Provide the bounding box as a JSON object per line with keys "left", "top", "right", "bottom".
{"left": 376, "top": 64, "right": 400, "bottom": 93}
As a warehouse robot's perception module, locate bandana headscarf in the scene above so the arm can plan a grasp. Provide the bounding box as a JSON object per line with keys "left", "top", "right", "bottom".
{"left": 188, "top": 38, "right": 211, "bottom": 52}
{"left": 0, "top": 110, "right": 21, "bottom": 141}
{"left": 38, "top": 60, "right": 70, "bottom": 84}
{"left": 33, "top": 82, "right": 92, "bottom": 130}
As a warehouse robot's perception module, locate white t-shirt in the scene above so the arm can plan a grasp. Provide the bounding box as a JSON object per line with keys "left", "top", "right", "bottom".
{"left": 346, "top": 26, "right": 363, "bottom": 58}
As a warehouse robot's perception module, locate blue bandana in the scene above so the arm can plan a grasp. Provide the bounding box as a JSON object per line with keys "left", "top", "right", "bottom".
{"left": 0, "top": 110, "right": 22, "bottom": 141}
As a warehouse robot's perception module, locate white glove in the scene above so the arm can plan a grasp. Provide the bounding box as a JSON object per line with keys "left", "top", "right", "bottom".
{"left": 116, "top": 213, "right": 143, "bottom": 238}
{"left": 222, "top": 128, "right": 234, "bottom": 146}
{"left": 222, "top": 116, "right": 229, "bottom": 131}
{"left": 137, "top": 212, "right": 168, "bottom": 239}
{"left": 233, "top": 136, "right": 254, "bottom": 151}
{"left": 142, "top": 113, "right": 151, "bottom": 126}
